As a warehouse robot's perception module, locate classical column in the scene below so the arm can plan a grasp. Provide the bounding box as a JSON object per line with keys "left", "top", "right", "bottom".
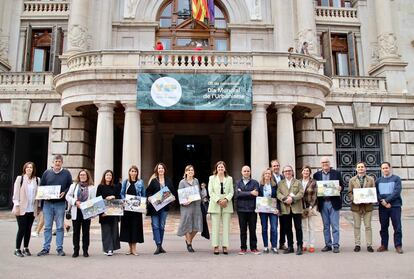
{"left": 231, "top": 126, "right": 245, "bottom": 179}
{"left": 94, "top": 103, "right": 114, "bottom": 184}
{"left": 295, "top": 0, "right": 317, "bottom": 55}
{"left": 67, "top": 0, "right": 90, "bottom": 53}
{"left": 210, "top": 134, "right": 222, "bottom": 166}
{"left": 276, "top": 104, "right": 296, "bottom": 171}
{"left": 122, "top": 102, "right": 141, "bottom": 180}
{"left": 142, "top": 125, "right": 156, "bottom": 183}
{"left": 374, "top": 0, "right": 399, "bottom": 61}
{"left": 95, "top": 0, "right": 112, "bottom": 49}
{"left": 250, "top": 103, "right": 269, "bottom": 181}
{"left": 272, "top": 0, "right": 295, "bottom": 52}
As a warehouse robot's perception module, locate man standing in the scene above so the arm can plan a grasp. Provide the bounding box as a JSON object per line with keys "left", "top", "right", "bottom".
{"left": 313, "top": 157, "right": 343, "bottom": 253}
{"left": 37, "top": 155, "right": 73, "bottom": 256}
{"left": 375, "top": 162, "right": 403, "bottom": 254}
{"left": 347, "top": 162, "right": 375, "bottom": 253}
{"left": 235, "top": 166, "right": 260, "bottom": 255}
{"left": 270, "top": 159, "right": 286, "bottom": 250}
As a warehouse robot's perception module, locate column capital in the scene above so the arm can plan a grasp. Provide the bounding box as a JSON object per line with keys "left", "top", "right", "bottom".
{"left": 252, "top": 102, "right": 270, "bottom": 113}
{"left": 122, "top": 102, "right": 140, "bottom": 113}
{"left": 94, "top": 102, "right": 115, "bottom": 112}
{"left": 275, "top": 104, "right": 295, "bottom": 113}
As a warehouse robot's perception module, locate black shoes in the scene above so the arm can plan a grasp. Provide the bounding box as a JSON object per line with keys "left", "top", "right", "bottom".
{"left": 279, "top": 244, "right": 288, "bottom": 250}
{"left": 333, "top": 247, "right": 340, "bottom": 253}
{"left": 72, "top": 251, "right": 79, "bottom": 258}
{"left": 154, "top": 245, "right": 162, "bottom": 255}
{"left": 160, "top": 245, "right": 166, "bottom": 253}
{"left": 296, "top": 246, "right": 303, "bottom": 255}
{"left": 83, "top": 251, "right": 89, "bottom": 257}
{"left": 367, "top": 246, "right": 374, "bottom": 253}
{"left": 14, "top": 249, "right": 24, "bottom": 257}
{"left": 37, "top": 249, "right": 49, "bottom": 256}
{"left": 321, "top": 246, "right": 332, "bottom": 252}
{"left": 57, "top": 249, "right": 66, "bottom": 256}
{"left": 185, "top": 241, "right": 195, "bottom": 253}
{"left": 354, "top": 245, "right": 361, "bottom": 252}
{"left": 23, "top": 248, "right": 31, "bottom": 256}
{"left": 283, "top": 247, "right": 294, "bottom": 254}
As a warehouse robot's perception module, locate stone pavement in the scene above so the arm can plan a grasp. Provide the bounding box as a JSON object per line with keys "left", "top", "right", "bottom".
{"left": 0, "top": 208, "right": 413, "bottom": 279}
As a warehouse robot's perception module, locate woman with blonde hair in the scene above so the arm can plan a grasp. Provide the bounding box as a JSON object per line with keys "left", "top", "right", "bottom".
{"left": 12, "top": 162, "right": 40, "bottom": 257}
{"left": 66, "top": 169, "right": 96, "bottom": 257}
{"left": 208, "top": 161, "right": 234, "bottom": 255}
{"left": 177, "top": 165, "right": 203, "bottom": 252}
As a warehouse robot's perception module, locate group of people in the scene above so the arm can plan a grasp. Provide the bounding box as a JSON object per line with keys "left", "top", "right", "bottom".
{"left": 11, "top": 154, "right": 404, "bottom": 257}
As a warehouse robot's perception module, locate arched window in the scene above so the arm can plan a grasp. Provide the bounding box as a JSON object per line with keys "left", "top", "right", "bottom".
{"left": 156, "top": 0, "right": 229, "bottom": 51}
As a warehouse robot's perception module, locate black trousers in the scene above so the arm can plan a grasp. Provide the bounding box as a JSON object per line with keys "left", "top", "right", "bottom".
{"left": 101, "top": 218, "right": 121, "bottom": 252}
{"left": 279, "top": 215, "right": 286, "bottom": 247}
{"left": 16, "top": 212, "right": 35, "bottom": 249}
{"left": 72, "top": 208, "right": 91, "bottom": 252}
{"left": 282, "top": 212, "right": 303, "bottom": 248}
{"left": 238, "top": 211, "right": 258, "bottom": 250}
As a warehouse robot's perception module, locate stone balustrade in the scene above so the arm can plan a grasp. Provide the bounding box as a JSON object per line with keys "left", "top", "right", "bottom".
{"left": 22, "top": 1, "right": 69, "bottom": 17}
{"left": 65, "top": 50, "right": 322, "bottom": 74}
{"left": 315, "top": 6, "right": 358, "bottom": 24}
{"left": 332, "top": 76, "right": 387, "bottom": 94}
{"left": 0, "top": 72, "right": 54, "bottom": 91}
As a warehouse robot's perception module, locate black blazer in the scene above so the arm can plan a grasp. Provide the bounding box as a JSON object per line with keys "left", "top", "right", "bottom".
{"left": 146, "top": 177, "right": 175, "bottom": 216}
{"left": 313, "top": 168, "right": 344, "bottom": 211}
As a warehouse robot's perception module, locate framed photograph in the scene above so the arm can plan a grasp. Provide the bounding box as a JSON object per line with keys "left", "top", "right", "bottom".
{"left": 317, "top": 180, "right": 341, "bottom": 197}
{"left": 148, "top": 187, "right": 175, "bottom": 211}
{"left": 80, "top": 196, "right": 106, "bottom": 219}
{"left": 35, "top": 185, "right": 61, "bottom": 200}
{"left": 178, "top": 185, "right": 201, "bottom": 205}
{"left": 104, "top": 199, "right": 124, "bottom": 216}
{"left": 353, "top": 188, "right": 378, "bottom": 204}
{"left": 255, "top": 197, "right": 278, "bottom": 213}
{"left": 124, "top": 194, "right": 147, "bottom": 214}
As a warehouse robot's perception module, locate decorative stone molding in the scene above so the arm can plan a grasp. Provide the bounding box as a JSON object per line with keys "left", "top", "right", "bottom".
{"left": 378, "top": 33, "right": 399, "bottom": 59}
{"left": 123, "top": 0, "right": 139, "bottom": 19}
{"left": 0, "top": 36, "right": 8, "bottom": 60}
{"left": 68, "top": 25, "right": 89, "bottom": 50}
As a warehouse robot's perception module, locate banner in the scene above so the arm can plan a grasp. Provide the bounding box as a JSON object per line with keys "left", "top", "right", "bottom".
{"left": 137, "top": 73, "right": 252, "bottom": 111}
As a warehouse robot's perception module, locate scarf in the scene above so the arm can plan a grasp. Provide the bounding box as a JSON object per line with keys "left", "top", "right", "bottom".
{"left": 77, "top": 182, "right": 89, "bottom": 202}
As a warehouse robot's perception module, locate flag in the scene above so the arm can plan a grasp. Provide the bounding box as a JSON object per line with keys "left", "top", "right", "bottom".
{"left": 192, "top": 0, "right": 209, "bottom": 22}
{"left": 208, "top": 0, "right": 215, "bottom": 24}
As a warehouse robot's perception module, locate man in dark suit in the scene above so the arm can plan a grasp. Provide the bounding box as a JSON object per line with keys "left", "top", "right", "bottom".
{"left": 270, "top": 159, "right": 286, "bottom": 250}
{"left": 313, "top": 157, "right": 343, "bottom": 253}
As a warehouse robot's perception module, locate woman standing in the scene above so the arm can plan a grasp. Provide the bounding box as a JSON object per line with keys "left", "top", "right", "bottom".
{"left": 12, "top": 162, "right": 40, "bottom": 257}
{"left": 277, "top": 165, "right": 304, "bottom": 255}
{"left": 258, "top": 168, "right": 279, "bottom": 254}
{"left": 177, "top": 165, "right": 203, "bottom": 252}
{"left": 120, "top": 165, "right": 146, "bottom": 256}
{"left": 147, "top": 163, "right": 175, "bottom": 255}
{"left": 300, "top": 166, "right": 317, "bottom": 253}
{"left": 208, "top": 161, "right": 234, "bottom": 255}
{"left": 96, "top": 170, "right": 121, "bottom": 256}
{"left": 66, "top": 169, "right": 96, "bottom": 257}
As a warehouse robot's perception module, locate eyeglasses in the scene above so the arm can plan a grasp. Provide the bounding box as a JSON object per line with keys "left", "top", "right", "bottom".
{"left": 283, "top": 170, "right": 293, "bottom": 172}
{"left": 272, "top": 165, "right": 280, "bottom": 167}
{"left": 321, "top": 161, "right": 329, "bottom": 164}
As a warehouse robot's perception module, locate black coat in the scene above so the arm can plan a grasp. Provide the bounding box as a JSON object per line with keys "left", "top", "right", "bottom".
{"left": 313, "top": 168, "right": 344, "bottom": 211}
{"left": 234, "top": 178, "right": 259, "bottom": 212}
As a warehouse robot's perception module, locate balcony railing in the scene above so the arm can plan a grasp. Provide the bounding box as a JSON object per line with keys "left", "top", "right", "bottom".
{"left": 22, "top": 1, "right": 69, "bottom": 17}
{"left": 65, "top": 50, "right": 322, "bottom": 74}
{"left": 332, "top": 76, "right": 387, "bottom": 95}
{"left": 0, "top": 72, "right": 54, "bottom": 91}
{"left": 315, "top": 6, "right": 359, "bottom": 25}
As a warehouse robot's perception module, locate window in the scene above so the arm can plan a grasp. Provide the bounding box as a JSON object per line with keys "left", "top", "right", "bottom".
{"left": 156, "top": 0, "right": 229, "bottom": 50}
{"left": 318, "top": 0, "right": 352, "bottom": 7}
{"left": 336, "top": 130, "right": 383, "bottom": 206}
{"left": 321, "top": 31, "right": 358, "bottom": 76}
{"left": 23, "top": 25, "right": 63, "bottom": 74}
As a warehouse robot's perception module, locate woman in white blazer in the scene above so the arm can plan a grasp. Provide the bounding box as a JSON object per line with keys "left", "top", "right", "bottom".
{"left": 66, "top": 169, "right": 96, "bottom": 257}
{"left": 12, "top": 162, "right": 40, "bottom": 257}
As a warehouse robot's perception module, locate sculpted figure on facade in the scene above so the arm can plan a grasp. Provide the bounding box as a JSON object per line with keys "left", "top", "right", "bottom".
{"left": 247, "top": 0, "right": 262, "bottom": 21}
{"left": 123, "top": 0, "right": 140, "bottom": 19}
{"left": 378, "top": 33, "right": 399, "bottom": 59}
{"left": 68, "top": 24, "right": 89, "bottom": 51}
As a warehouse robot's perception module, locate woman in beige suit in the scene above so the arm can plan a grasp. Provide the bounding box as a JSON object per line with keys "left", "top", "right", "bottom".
{"left": 12, "top": 162, "right": 40, "bottom": 257}
{"left": 208, "top": 161, "right": 234, "bottom": 255}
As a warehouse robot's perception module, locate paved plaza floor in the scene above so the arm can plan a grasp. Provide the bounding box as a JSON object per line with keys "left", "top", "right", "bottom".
{"left": 0, "top": 209, "right": 413, "bottom": 279}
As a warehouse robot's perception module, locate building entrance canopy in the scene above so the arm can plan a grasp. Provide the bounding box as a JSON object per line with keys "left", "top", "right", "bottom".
{"left": 137, "top": 73, "right": 252, "bottom": 111}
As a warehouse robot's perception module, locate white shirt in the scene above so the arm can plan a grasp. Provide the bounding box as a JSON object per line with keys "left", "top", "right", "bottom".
{"left": 286, "top": 178, "right": 293, "bottom": 190}
{"left": 25, "top": 179, "right": 36, "bottom": 213}
{"left": 302, "top": 179, "right": 309, "bottom": 191}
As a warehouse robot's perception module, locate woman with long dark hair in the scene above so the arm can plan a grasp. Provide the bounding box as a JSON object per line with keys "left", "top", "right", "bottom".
{"left": 66, "top": 169, "right": 96, "bottom": 257}
{"left": 96, "top": 170, "right": 121, "bottom": 256}
{"left": 120, "top": 165, "right": 146, "bottom": 255}
{"left": 12, "top": 162, "right": 40, "bottom": 257}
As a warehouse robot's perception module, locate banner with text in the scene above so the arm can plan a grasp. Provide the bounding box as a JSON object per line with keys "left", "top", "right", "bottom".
{"left": 137, "top": 73, "right": 252, "bottom": 110}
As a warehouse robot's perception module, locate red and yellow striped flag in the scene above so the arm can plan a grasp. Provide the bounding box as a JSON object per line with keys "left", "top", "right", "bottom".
{"left": 192, "top": 0, "right": 210, "bottom": 22}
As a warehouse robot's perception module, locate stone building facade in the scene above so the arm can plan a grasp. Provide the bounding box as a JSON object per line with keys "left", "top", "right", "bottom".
{"left": 0, "top": 0, "right": 413, "bottom": 208}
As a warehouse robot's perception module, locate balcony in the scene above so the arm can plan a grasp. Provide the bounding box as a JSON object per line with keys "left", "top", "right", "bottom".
{"left": 332, "top": 76, "right": 387, "bottom": 94}
{"left": 315, "top": 6, "right": 359, "bottom": 26}
{"left": 0, "top": 72, "right": 57, "bottom": 99}
{"left": 21, "top": 1, "right": 69, "bottom": 19}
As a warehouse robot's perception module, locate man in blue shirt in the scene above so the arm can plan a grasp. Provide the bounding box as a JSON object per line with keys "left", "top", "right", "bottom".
{"left": 37, "top": 155, "right": 73, "bottom": 256}
{"left": 375, "top": 162, "right": 403, "bottom": 254}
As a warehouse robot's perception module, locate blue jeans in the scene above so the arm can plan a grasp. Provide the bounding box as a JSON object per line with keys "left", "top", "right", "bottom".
{"left": 259, "top": 213, "right": 278, "bottom": 248}
{"left": 321, "top": 201, "right": 340, "bottom": 248}
{"left": 151, "top": 210, "right": 168, "bottom": 245}
{"left": 379, "top": 206, "right": 402, "bottom": 248}
{"left": 43, "top": 201, "right": 65, "bottom": 251}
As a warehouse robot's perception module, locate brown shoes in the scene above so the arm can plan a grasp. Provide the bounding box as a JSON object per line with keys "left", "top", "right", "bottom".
{"left": 395, "top": 246, "right": 404, "bottom": 254}
{"left": 376, "top": 245, "right": 388, "bottom": 252}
